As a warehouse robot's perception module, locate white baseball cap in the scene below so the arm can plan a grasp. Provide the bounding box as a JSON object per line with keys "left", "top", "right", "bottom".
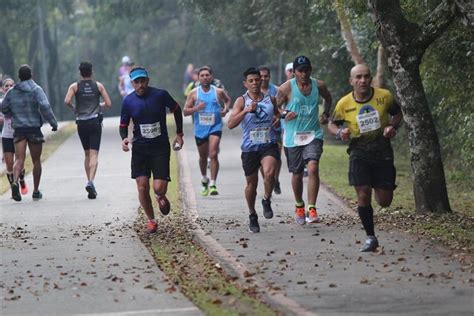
{"left": 121, "top": 56, "right": 131, "bottom": 64}
{"left": 285, "top": 62, "right": 293, "bottom": 71}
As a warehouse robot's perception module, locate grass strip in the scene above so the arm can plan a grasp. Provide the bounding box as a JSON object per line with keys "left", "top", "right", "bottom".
{"left": 320, "top": 142, "right": 474, "bottom": 255}
{"left": 0, "top": 122, "right": 76, "bottom": 195}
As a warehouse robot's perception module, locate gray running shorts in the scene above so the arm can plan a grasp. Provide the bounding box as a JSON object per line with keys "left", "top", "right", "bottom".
{"left": 284, "top": 138, "right": 323, "bottom": 174}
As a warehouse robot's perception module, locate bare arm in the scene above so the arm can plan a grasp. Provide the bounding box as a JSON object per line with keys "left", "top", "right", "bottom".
{"left": 227, "top": 96, "right": 251, "bottom": 129}
{"left": 64, "top": 83, "right": 77, "bottom": 111}
{"left": 318, "top": 80, "right": 332, "bottom": 125}
{"left": 183, "top": 89, "right": 203, "bottom": 116}
{"left": 97, "top": 82, "right": 112, "bottom": 108}
{"left": 217, "top": 88, "right": 231, "bottom": 116}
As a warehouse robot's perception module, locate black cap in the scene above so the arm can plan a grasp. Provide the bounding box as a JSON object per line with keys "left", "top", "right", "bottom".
{"left": 293, "top": 56, "right": 312, "bottom": 71}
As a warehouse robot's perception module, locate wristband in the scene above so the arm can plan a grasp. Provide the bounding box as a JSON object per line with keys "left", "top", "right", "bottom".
{"left": 336, "top": 128, "right": 343, "bottom": 140}
{"left": 281, "top": 110, "right": 288, "bottom": 119}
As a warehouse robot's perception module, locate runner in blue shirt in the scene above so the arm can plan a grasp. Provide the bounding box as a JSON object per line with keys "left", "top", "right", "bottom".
{"left": 183, "top": 66, "right": 231, "bottom": 196}
{"left": 228, "top": 67, "right": 280, "bottom": 233}
{"left": 119, "top": 67, "right": 184, "bottom": 234}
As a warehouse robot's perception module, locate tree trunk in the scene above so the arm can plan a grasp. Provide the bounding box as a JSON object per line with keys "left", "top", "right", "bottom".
{"left": 372, "top": 45, "right": 386, "bottom": 88}
{"left": 0, "top": 34, "right": 15, "bottom": 77}
{"left": 335, "top": 0, "right": 365, "bottom": 65}
{"left": 369, "top": 0, "right": 453, "bottom": 213}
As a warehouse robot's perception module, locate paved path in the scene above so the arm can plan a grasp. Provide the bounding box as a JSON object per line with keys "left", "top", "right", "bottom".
{"left": 0, "top": 121, "right": 70, "bottom": 176}
{"left": 1, "top": 118, "right": 201, "bottom": 315}
{"left": 179, "top": 115, "right": 473, "bottom": 315}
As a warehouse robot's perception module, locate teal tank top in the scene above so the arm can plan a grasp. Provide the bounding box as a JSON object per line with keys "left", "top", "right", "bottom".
{"left": 283, "top": 78, "right": 322, "bottom": 147}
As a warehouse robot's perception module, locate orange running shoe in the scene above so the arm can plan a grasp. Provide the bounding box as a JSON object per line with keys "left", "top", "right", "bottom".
{"left": 146, "top": 220, "right": 158, "bottom": 234}
{"left": 19, "top": 180, "right": 28, "bottom": 195}
{"left": 295, "top": 204, "right": 306, "bottom": 225}
{"left": 306, "top": 207, "right": 321, "bottom": 223}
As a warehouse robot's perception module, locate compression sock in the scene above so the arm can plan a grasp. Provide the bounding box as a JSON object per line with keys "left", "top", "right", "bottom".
{"left": 358, "top": 205, "right": 375, "bottom": 236}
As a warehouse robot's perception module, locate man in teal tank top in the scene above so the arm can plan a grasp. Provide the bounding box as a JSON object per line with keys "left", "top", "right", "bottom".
{"left": 276, "top": 56, "right": 332, "bottom": 225}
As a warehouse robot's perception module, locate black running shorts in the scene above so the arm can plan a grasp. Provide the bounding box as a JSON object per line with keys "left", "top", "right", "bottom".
{"left": 195, "top": 131, "right": 222, "bottom": 146}
{"left": 77, "top": 117, "right": 102, "bottom": 151}
{"left": 131, "top": 142, "right": 171, "bottom": 181}
{"left": 13, "top": 127, "right": 45, "bottom": 144}
{"left": 348, "top": 153, "right": 396, "bottom": 190}
{"left": 2, "top": 137, "right": 15, "bottom": 153}
{"left": 241, "top": 143, "right": 280, "bottom": 177}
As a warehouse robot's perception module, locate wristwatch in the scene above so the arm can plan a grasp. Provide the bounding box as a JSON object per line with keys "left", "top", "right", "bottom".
{"left": 281, "top": 110, "right": 288, "bottom": 119}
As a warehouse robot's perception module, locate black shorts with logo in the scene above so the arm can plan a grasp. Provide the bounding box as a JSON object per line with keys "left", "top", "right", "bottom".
{"left": 131, "top": 142, "right": 171, "bottom": 181}
{"left": 77, "top": 117, "right": 102, "bottom": 151}
{"left": 348, "top": 149, "right": 396, "bottom": 190}
{"left": 241, "top": 143, "right": 280, "bottom": 177}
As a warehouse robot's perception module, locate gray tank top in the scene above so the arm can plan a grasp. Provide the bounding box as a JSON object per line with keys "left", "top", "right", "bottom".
{"left": 75, "top": 80, "right": 100, "bottom": 120}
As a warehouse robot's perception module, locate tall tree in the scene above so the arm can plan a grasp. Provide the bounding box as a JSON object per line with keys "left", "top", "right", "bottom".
{"left": 368, "top": 0, "right": 470, "bottom": 213}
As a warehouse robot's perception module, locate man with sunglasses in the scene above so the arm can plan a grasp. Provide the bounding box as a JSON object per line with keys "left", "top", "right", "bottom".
{"left": 119, "top": 67, "right": 184, "bottom": 234}
{"left": 276, "top": 56, "right": 332, "bottom": 226}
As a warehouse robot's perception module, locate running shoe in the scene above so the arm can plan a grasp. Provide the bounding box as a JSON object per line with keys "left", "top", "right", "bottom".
{"left": 157, "top": 195, "right": 171, "bottom": 215}
{"left": 248, "top": 212, "right": 260, "bottom": 233}
{"left": 146, "top": 220, "right": 158, "bottom": 234}
{"left": 201, "top": 181, "right": 209, "bottom": 196}
{"left": 360, "top": 236, "right": 379, "bottom": 252}
{"left": 209, "top": 185, "right": 218, "bottom": 196}
{"left": 273, "top": 181, "right": 281, "bottom": 195}
{"left": 306, "top": 207, "right": 321, "bottom": 223}
{"left": 32, "top": 191, "right": 43, "bottom": 201}
{"left": 19, "top": 179, "right": 28, "bottom": 195}
{"left": 262, "top": 198, "right": 273, "bottom": 219}
{"left": 295, "top": 204, "right": 306, "bottom": 225}
{"left": 85, "top": 183, "right": 97, "bottom": 199}
{"left": 11, "top": 182, "right": 21, "bottom": 202}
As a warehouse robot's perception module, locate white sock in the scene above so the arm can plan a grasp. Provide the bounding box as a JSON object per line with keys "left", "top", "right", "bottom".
{"left": 210, "top": 179, "right": 216, "bottom": 187}
{"left": 201, "top": 176, "right": 209, "bottom": 183}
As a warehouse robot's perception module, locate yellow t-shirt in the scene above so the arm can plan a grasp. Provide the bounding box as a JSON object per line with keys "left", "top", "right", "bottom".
{"left": 332, "top": 88, "right": 398, "bottom": 150}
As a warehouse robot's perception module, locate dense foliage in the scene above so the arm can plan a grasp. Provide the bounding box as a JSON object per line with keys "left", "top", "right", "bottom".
{"left": 1, "top": 0, "right": 471, "bottom": 172}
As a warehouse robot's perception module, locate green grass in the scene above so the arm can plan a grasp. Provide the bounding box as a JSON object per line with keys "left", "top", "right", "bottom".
{"left": 320, "top": 142, "right": 474, "bottom": 253}
{"left": 0, "top": 122, "right": 76, "bottom": 194}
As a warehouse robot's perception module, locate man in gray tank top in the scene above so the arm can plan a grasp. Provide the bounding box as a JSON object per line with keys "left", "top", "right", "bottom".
{"left": 64, "top": 61, "right": 112, "bottom": 199}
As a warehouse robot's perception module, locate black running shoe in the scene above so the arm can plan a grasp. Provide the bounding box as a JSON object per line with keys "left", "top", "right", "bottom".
{"left": 360, "top": 236, "right": 379, "bottom": 252}
{"left": 248, "top": 212, "right": 260, "bottom": 233}
{"left": 11, "top": 182, "right": 21, "bottom": 201}
{"left": 262, "top": 198, "right": 274, "bottom": 219}
{"left": 32, "top": 190, "right": 43, "bottom": 201}
{"left": 157, "top": 195, "right": 171, "bottom": 215}
{"left": 85, "top": 183, "right": 97, "bottom": 199}
{"left": 273, "top": 181, "right": 281, "bottom": 195}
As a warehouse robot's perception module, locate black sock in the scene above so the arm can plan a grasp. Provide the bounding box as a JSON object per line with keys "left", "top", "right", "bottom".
{"left": 7, "top": 173, "right": 14, "bottom": 185}
{"left": 358, "top": 205, "right": 375, "bottom": 236}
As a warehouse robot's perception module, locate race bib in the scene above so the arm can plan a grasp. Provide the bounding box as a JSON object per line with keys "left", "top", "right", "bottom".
{"left": 140, "top": 122, "right": 161, "bottom": 138}
{"left": 198, "top": 112, "right": 215, "bottom": 126}
{"left": 250, "top": 127, "right": 270, "bottom": 144}
{"left": 357, "top": 111, "right": 381, "bottom": 133}
{"left": 294, "top": 131, "right": 315, "bottom": 146}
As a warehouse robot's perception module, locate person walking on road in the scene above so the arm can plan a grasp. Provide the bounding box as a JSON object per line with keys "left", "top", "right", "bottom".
{"left": 276, "top": 56, "right": 332, "bottom": 225}
{"left": 328, "top": 64, "right": 402, "bottom": 252}
{"left": 228, "top": 67, "right": 280, "bottom": 233}
{"left": 259, "top": 66, "right": 283, "bottom": 195}
{"left": 119, "top": 66, "right": 184, "bottom": 234}
{"left": 64, "top": 61, "right": 112, "bottom": 199}
{"left": 1, "top": 78, "right": 29, "bottom": 197}
{"left": 1, "top": 65, "right": 58, "bottom": 201}
{"left": 183, "top": 66, "right": 231, "bottom": 196}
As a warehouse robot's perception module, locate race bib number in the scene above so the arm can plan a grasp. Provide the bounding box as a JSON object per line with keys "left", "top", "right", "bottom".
{"left": 357, "top": 111, "right": 381, "bottom": 133}
{"left": 198, "top": 112, "right": 215, "bottom": 126}
{"left": 294, "top": 131, "right": 315, "bottom": 146}
{"left": 140, "top": 122, "right": 161, "bottom": 138}
{"left": 250, "top": 127, "right": 270, "bottom": 144}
